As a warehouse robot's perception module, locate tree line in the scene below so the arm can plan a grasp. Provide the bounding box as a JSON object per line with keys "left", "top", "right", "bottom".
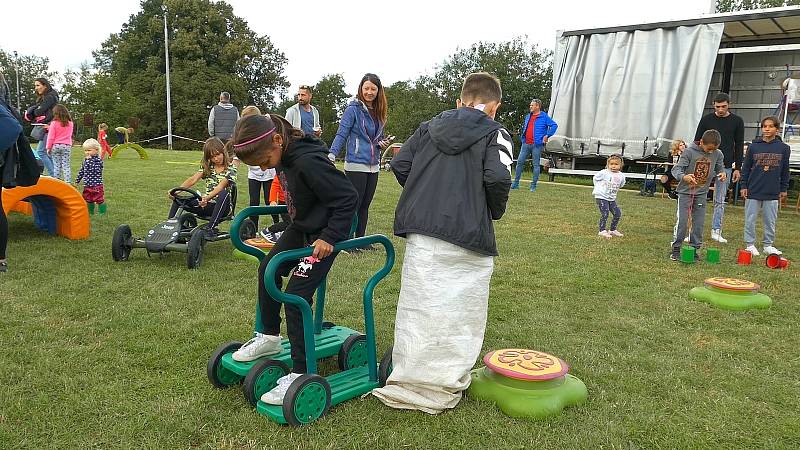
{"left": 1, "top": 0, "right": 551, "bottom": 149}
{"left": 3, "top": 0, "right": 789, "bottom": 148}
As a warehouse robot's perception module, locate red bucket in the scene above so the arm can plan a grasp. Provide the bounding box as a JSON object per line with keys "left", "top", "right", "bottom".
{"left": 765, "top": 254, "right": 790, "bottom": 269}
{"left": 737, "top": 249, "right": 753, "bottom": 265}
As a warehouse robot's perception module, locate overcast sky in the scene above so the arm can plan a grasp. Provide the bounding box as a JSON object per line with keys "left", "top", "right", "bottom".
{"left": 1, "top": 0, "right": 714, "bottom": 96}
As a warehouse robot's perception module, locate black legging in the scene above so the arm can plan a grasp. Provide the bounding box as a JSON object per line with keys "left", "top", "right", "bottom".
{"left": 0, "top": 187, "right": 7, "bottom": 259}
{"left": 345, "top": 171, "right": 378, "bottom": 238}
{"left": 168, "top": 189, "right": 231, "bottom": 229}
{"left": 247, "top": 178, "right": 278, "bottom": 228}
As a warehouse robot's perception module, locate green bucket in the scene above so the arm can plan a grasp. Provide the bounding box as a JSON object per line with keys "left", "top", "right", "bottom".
{"left": 680, "top": 245, "right": 696, "bottom": 264}
{"left": 706, "top": 248, "right": 720, "bottom": 264}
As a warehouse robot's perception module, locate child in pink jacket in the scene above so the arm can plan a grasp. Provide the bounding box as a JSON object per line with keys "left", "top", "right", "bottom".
{"left": 46, "top": 104, "right": 74, "bottom": 182}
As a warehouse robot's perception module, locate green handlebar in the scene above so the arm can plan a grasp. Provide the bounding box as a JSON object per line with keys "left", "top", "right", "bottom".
{"left": 264, "top": 234, "right": 395, "bottom": 377}
{"left": 230, "top": 205, "right": 289, "bottom": 262}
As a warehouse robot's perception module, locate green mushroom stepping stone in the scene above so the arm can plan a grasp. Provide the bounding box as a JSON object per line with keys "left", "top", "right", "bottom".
{"left": 689, "top": 277, "right": 772, "bottom": 311}
{"left": 468, "top": 349, "right": 588, "bottom": 420}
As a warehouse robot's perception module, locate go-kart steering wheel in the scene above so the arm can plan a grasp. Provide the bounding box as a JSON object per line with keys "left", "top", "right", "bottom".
{"left": 169, "top": 187, "right": 202, "bottom": 209}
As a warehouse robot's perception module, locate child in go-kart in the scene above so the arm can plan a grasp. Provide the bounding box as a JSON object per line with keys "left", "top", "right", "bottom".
{"left": 229, "top": 113, "right": 357, "bottom": 406}
{"left": 167, "top": 137, "right": 236, "bottom": 234}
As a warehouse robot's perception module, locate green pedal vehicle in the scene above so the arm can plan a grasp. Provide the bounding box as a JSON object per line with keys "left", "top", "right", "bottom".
{"left": 207, "top": 206, "right": 394, "bottom": 425}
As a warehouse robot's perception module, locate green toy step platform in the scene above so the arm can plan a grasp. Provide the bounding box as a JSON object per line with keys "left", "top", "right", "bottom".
{"left": 689, "top": 277, "right": 772, "bottom": 311}
{"left": 468, "top": 349, "right": 588, "bottom": 420}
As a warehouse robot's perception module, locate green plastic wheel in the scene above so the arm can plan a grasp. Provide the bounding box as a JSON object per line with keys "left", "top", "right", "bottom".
{"left": 243, "top": 359, "right": 290, "bottom": 407}
{"left": 282, "top": 374, "right": 331, "bottom": 426}
{"left": 337, "top": 334, "right": 368, "bottom": 371}
{"left": 207, "top": 341, "right": 243, "bottom": 388}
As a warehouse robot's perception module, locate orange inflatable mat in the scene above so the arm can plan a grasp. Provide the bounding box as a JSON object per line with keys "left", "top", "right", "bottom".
{"left": 2, "top": 177, "right": 91, "bottom": 240}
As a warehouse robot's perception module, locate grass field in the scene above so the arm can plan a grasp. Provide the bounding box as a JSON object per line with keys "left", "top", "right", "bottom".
{"left": 1, "top": 147, "right": 799, "bottom": 449}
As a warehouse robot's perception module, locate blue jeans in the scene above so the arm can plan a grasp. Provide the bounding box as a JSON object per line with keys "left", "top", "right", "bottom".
{"left": 711, "top": 168, "right": 732, "bottom": 231}
{"left": 37, "top": 133, "right": 55, "bottom": 176}
{"left": 512, "top": 143, "right": 543, "bottom": 190}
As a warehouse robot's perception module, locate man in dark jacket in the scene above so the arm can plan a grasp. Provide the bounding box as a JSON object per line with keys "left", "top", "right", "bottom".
{"left": 372, "top": 72, "right": 512, "bottom": 414}
{"left": 694, "top": 92, "right": 744, "bottom": 244}
{"left": 207, "top": 92, "right": 239, "bottom": 141}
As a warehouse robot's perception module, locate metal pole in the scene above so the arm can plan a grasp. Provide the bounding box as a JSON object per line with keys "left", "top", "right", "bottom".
{"left": 163, "top": 5, "right": 173, "bottom": 150}
{"left": 13, "top": 51, "right": 20, "bottom": 114}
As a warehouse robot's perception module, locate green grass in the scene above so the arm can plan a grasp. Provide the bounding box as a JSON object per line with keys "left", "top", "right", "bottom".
{"left": 1, "top": 147, "right": 799, "bottom": 449}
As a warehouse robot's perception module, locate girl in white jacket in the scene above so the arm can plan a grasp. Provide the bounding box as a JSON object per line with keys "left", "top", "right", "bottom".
{"left": 592, "top": 155, "right": 626, "bottom": 238}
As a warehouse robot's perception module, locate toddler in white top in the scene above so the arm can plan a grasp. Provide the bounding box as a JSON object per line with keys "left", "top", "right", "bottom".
{"left": 592, "top": 154, "right": 626, "bottom": 238}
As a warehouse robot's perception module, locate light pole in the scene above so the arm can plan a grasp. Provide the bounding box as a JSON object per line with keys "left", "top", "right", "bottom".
{"left": 13, "top": 51, "right": 20, "bottom": 114}
{"left": 162, "top": 4, "right": 173, "bottom": 150}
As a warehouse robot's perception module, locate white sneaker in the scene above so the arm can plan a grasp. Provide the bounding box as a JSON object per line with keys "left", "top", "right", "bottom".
{"left": 260, "top": 372, "right": 302, "bottom": 405}
{"left": 763, "top": 246, "right": 782, "bottom": 256}
{"left": 232, "top": 334, "right": 283, "bottom": 362}
{"left": 744, "top": 245, "right": 760, "bottom": 256}
{"left": 598, "top": 230, "right": 612, "bottom": 238}
{"left": 609, "top": 230, "right": 624, "bottom": 237}
{"left": 711, "top": 230, "right": 728, "bottom": 244}
{"left": 683, "top": 236, "right": 690, "bottom": 243}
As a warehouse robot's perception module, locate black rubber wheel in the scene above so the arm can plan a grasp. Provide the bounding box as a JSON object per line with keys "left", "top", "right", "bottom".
{"left": 337, "top": 334, "right": 368, "bottom": 371}
{"left": 243, "top": 359, "right": 290, "bottom": 407}
{"left": 239, "top": 217, "right": 257, "bottom": 241}
{"left": 282, "top": 374, "right": 331, "bottom": 426}
{"left": 112, "top": 224, "right": 132, "bottom": 261}
{"left": 379, "top": 346, "right": 393, "bottom": 387}
{"left": 207, "top": 341, "right": 243, "bottom": 388}
{"left": 187, "top": 228, "right": 205, "bottom": 269}
{"left": 178, "top": 213, "right": 197, "bottom": 231}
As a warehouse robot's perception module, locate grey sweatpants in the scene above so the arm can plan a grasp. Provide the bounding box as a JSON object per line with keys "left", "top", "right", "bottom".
{"left": 672, "top": 193, "right": 706, "bottom": 254}
{"left": 743, "top": 199, "right": 779, "bottom": 247}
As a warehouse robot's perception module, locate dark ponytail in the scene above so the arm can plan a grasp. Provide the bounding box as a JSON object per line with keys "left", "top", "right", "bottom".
{"left": 268, "top": 113, "right": 304, "bottom": 151}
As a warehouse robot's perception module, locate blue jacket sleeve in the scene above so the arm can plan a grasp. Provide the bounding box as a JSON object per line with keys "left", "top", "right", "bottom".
{"left": 0, "top": 104, "right": 22, "bottom": 150}
{"left": 545, "top": 114, "right": 558, "bottom": 137}
{"left": 780, "top": 145, "right": 790, "bottom": 193}
{"left": 330, "top": 105, "right": 356, "bottom": 156}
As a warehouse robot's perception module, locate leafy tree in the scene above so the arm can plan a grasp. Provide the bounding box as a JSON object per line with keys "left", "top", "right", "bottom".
{"left": 716, "top": 0, "right": 800, "bottom": 12}
{"left": 92, "top": 0, "right": 288, "bottom": 147}
{"left": 312, "top": 74, "right": 350, "bottom": 145}
{"left": 384, "top": 38, "right": 552, "bottom": 147}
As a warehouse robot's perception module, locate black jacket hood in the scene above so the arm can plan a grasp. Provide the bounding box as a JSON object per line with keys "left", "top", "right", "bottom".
{"left": 283, "top": 135, "right": 328, "bottom": 163}
{"left": 428, "top": 107, "right": 502, "bottom": 155}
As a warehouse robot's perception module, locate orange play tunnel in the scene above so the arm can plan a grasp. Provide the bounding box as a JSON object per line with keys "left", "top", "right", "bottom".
{"left": 2, "top": 177, "right": 91, "bottom": 240}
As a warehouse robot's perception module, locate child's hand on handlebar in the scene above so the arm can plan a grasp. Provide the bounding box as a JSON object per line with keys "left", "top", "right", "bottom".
{"left": 311, "top": 239, "right": 333, "bottom": 259}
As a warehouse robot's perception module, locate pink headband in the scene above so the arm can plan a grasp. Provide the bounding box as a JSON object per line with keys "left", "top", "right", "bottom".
{"left": 233, "top": 127, "right": 276, "bottom": 148}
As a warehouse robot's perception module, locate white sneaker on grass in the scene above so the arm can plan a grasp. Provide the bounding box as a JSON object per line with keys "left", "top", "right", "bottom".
{"left": 711, "top": 229, "right": 728, "bottom": 244}
{"left": 744, "top": 245, "right": 760, "bottom": 256}
{"left": 232, "top": 334, "right": 282, "bottom": 362}
{"left": 683, "top": 236, "right": 690, "bottom": 243}
{"left": 763, "top": 246, "right": 782, "bottom": 256}
{"left": 260, "top": 372, "right": 302, "bottom": 405}
{"left": 598, "top": 230, "right": 612, "bottom": 238}
{"left": 609, "top": 230, "right": 624, "bottom": 237}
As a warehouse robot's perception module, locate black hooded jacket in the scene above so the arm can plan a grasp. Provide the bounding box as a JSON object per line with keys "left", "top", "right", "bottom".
{"left": 280, "top": 135, "right": 358, "bottom": 244}
{"left": 391, "top": 107, "right": 513, "bottom": 256}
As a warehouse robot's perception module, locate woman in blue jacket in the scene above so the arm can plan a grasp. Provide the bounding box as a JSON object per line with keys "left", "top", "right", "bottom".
{"left": 328, "top": 73, "right": 390, "bottom": 250}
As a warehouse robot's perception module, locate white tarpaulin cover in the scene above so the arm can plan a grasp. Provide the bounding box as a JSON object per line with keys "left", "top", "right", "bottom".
{"left": 549, "top": 24, "right": 724, "bottom": 159}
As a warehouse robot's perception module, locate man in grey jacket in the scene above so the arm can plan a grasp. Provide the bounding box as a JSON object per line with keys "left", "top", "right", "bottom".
{"left": 207, "top": 92, "right": 239, "bottom": 141}
{"left": 670, "top": 129, "right": 726, "bottom": 261}
{"left": 285, "top": 85, "right": 321, "bottom": 137}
